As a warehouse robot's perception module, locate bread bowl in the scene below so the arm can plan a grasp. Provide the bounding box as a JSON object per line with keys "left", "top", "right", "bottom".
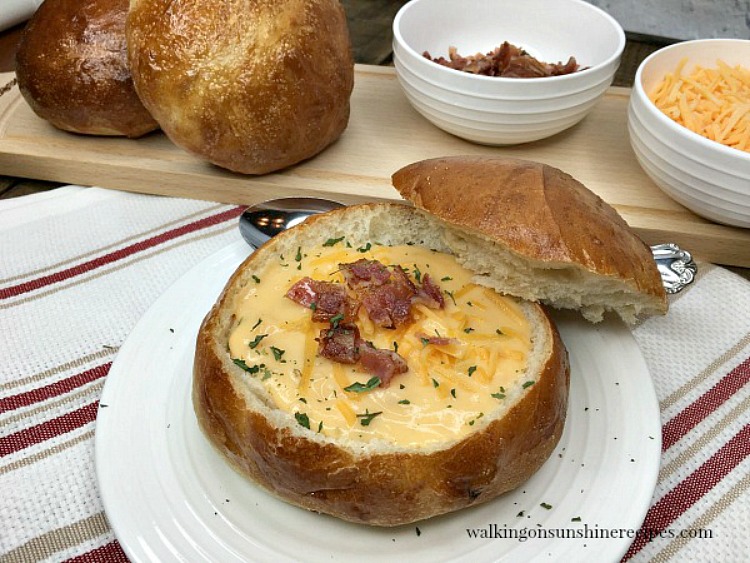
{"left": 15, "top": 0, "right": 158, "bottom": 138}
{"left": 126, "top": 0, "right": 354, "bottom": 174}
{"left": 195, "top": 202, "right": 569, "bottom": 526}
{"left": 193, "top": 156, "right": 665, "bottom": 526}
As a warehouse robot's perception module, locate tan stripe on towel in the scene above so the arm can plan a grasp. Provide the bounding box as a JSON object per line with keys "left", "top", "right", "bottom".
{"left": 0, "top": 349, "right": 116, "bottom": 392}
{"left": 661, "top": 331, "right": 750, "bottom": 412}
{"left": 649, "top": 470, "right": 750, "bottom": 562}
{"left": 1, "top": 378, "right": 105, "bottom": 431}
{"left": 659, "top": 393, "right": 750, "bottom": 482}
{"left": 0, "top": 203, "right": 226, "bottom": 285}
{"left": 0, "top": 221, "right": 236, "bottom": 311}
{"left": 0, "top": 511, "right": 110, "bottom": 563}
{"left": 0, "top": 427, "right": 95, "bottom": 476}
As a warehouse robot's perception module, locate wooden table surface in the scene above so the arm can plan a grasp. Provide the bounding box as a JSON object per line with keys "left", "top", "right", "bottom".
{"left": 0, "top": 2, "right": 746, "bottom": 279}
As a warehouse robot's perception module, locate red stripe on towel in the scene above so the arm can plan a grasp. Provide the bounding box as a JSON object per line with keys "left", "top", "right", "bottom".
{"left": 0, "top": 401, "right": 99, "bottom": 457}
{"left": 0, "top": 206, "right": 243, "bottom": 300}
{"left": 623, "top": 423, "right": 750, "bottom": 559}
{"left": 0, "top": 363, "right": 111, "bottom": 414}
{"left": 662, "top": 356, "right": 750, "bottom": 450}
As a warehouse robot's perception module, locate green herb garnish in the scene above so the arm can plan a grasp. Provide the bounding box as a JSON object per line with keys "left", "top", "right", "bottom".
{"left": 420, "top": 337, "right": 430, "bottom": 347}
{"left": 330, "top": 313, "right": 345, "bottom": 328}
{"left": 295, "top": 412, "right": 310, "bottom": 429}
{"left": 540, "top": 502, "right": 552, "bottom": 510}
{"left": 491, "top": 391, "right": 506, "bottom": 400}
{"left": 248, "top": 334, "right": 268, "bottom": 349}
{"left": 232, "top": 358, "right": 260, "bottom": 374}
{"left": 432, "top": 378, "right": 439, "bottom": 388}
{"left": 344, "top": 376, "right": 381, "bottom": 393}
{"left": 271, "top": 347, "right": 285, "bottom": 361}
{"left": 413, "top": 264, "right": 422, "bottom": 283}
{"left": 464, "top": 327, "right": 474, "bottom": 333}
{"left": 357, "top": 242, "right": 372, "bottom": 253}
{"left": 450, "top": 388, "right": 457, "bottom": 399}
{"left": 398, "top": 399, "right": 411, "bottom": 405}
{"left": 522, "top": 380, "right": 535, "bottom": 389}
{"left": 251, "top": 318, "right": 263, "bottom": 330}
{"left": 468, "top": 365, "right": 477, "bottom": 377}
{"left": 252, "top": 275, "right": 261, "bottom": 284}
{"left": 323, "top": 236, "right": 345, "bottom": 247}
{"left": 295, "top": 247, "right": 302, "bottom": 262}
{"left": 441, "top": 276, "right": 453, "bottom": 282}
{"left": 356, "top": 410, "right": 383, "bottom": 426}
{"left": 444, "top": 290, "right": 456, "bottom": 306}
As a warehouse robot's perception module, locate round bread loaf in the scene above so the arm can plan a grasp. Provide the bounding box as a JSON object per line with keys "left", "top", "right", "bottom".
{"left": 393, "top": 156, "right": 668, "bottom": 324}
{"left": 15, "top": 0, "right": 158, "bottom": 138}
{"left": 194, "top": 202, "right": 570, "bottom": 526}
{"left": 127, "top": 0, "right": 354, "bottom": 174}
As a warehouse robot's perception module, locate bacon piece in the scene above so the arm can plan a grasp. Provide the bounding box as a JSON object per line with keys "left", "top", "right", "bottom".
{"left": 362, "top": 266, "right": 417, "bottom": 328}
{"left": 340, "top": 259, "right": 391, "bottom": 290}
{"left": 357, "top": 341, "right": 408, "bottom": 387}
{"left": 415, "top": 273, "right": 445, "bottom": 309}
{"left": 423, "top": 41, "right": 581, "bottom": 78}
{"left": 286, "top": 277, "right": 358, "bottom": 323}
{"left": 318, "top": 324, "right": 360, "bottom": 364}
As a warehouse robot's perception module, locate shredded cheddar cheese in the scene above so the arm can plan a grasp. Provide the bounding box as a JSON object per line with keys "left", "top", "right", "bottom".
{"left": 649, "top": 58, "right": 750, "bottom": 152}
{"left": 227, "top": 242, "right": 533, "bottom": 447}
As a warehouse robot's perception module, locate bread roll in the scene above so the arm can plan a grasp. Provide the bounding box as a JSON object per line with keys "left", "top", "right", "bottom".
{"left": 127, "top": 0, "right": 354, "bottom": 174}
{"left": 393, "top": 156, "right": 668, "bottom": 324}
{"left": 15, "top": 0, "right": 158, "bottom": 138}
{"left": 194, "top": 202, "right": 570, "bottom": 526}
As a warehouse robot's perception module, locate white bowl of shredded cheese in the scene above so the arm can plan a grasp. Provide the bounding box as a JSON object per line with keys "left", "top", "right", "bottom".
{"left": 629, "top": 39, "right": 750, "bottom": 228}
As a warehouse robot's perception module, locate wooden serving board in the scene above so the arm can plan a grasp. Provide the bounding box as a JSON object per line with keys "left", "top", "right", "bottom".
{"left": 1, "top": 65, "right": 748, "bottom": 267}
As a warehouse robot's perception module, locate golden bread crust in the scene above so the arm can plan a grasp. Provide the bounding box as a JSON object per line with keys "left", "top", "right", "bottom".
{"left": 127, "top": 0, "right": 354, "bottom": 174}
{"left": 392, "top": 156, "right": 667, "bottom": 315}
{"left": 15, "top": 0, "right": 158, "bottom": 138}
{"left": 193, "top": 202, "right": 570, "bottom": 526}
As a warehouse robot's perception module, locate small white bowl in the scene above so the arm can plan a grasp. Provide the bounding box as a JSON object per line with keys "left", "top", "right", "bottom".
{"left": 392, "top": 0, "right": 625, "bottom": 145}
{"left": 628, "top": 39, "right": 750, "bottom": 228}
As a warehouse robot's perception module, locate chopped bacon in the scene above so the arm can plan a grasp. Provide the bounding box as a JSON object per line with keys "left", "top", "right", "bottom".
{"left": 361, "top": 273, "right": 416, "bottom": 328}
{"left": 423, "top": 41, "right": 582, "bottom": 78}
{"left": 357, "top": 342, "right": 408, "bottom": 387}
{"left": 340, "top": 259, "right": 392, "bottom": 290}
{"left": 317, "top": 324, "right": 360, "bottom": 364}
{"left": 286, "top": 277, "right": 358, "bottom": 323}
{"left": 286, "top": 276, "right": 317, "bottom": 307}
{"left": 317, "top": 327, "right": 409, "bottom": 386}
{"left": 415, "top": 273, "right": 445, "bottom": 309}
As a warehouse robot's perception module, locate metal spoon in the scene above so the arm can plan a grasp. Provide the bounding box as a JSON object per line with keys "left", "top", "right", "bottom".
{"left": 238, "top": 197, "right": 344, "bottom": 248}
{"left": 238, "top": 197, "right": 696, "bottom": 293}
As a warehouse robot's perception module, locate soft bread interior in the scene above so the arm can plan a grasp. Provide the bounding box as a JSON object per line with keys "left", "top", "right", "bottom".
{"left": 392, "top": 156, "right": 667, "bottom": 324}
{"left": 205, "top": 203, "right": 556, "bottom": 456}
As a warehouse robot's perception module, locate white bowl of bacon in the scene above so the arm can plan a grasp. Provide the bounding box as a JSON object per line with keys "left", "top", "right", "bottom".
{"left": 392, "top": 0, "right": 625, "bottom": 145}
{"left": 628, "top": 39, "right": 750, "bottom": 228}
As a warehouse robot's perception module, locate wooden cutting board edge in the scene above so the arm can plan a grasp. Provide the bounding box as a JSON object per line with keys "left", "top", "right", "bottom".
{"left": 1, "top": 67, "right": 749, "bottom": 268}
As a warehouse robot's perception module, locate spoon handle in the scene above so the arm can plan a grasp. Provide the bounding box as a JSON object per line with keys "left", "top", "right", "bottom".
{"left": 651, "top": 243, "right": 697, "bottom": 294}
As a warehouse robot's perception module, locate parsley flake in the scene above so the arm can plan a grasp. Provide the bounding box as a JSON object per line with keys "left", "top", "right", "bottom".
{"left": 330, "top": 313, "right": 345, "bottom": 328}
{"left": 468, "top": 365, "right": 477, "bottom": 377}
{"left": 295, "top": 247, "right": 302, "bottom": 262}
{"left": 271, "top": 346, "right": 285, "bottom": 361}
{"left": 344, "top": 377, "right": 381, "bottom": 393}
{"left": 356, "top": 410, "right": 383, "bottom": 426}
{"left": 444, "top": 290, "right": 457, "bottom": 306}
{"left": 522, "top": 380, "right": 535, "bottom": 389}
{"left": 413, "top": 264, "right": 422, "bottom": 283}
{"left": 323, "top": 236, "right": 345, "bottom": 247}
{"left": 232, "top": 358, "right": 260, "bottom": 374}
{"left": 248, "top": 334, "right": 268, "bottom": 349}
{"left": 252, "top": 275, "right": 261, "bottom": 284}
{"left": 540, "top": 502, "right": 552, "bottom": 510}
{"left": 432, "top": 378, "right": 439, "bottom": 388}
{"left": 251, "top": 318, "right": 263, "bottom": 330}
{"left": 441, "top": 276, "right": 453, "bottom": 282}
{"left": 295, "top": 412, "right": 310, "bottom": 429}
{"left": 398, "top": 399, "right": 411, "bottom": 405}
{"left": 357, "top": 242, "right": 372, "bottom": 253}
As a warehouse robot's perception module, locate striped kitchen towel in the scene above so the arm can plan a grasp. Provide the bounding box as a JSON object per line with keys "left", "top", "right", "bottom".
{"left": 0, "top": 186, "right": 748, "bottom": 562}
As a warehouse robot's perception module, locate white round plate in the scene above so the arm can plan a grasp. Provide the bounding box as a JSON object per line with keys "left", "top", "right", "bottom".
{"left": 95, "top": 240, "right": 661, "bottom": 563}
